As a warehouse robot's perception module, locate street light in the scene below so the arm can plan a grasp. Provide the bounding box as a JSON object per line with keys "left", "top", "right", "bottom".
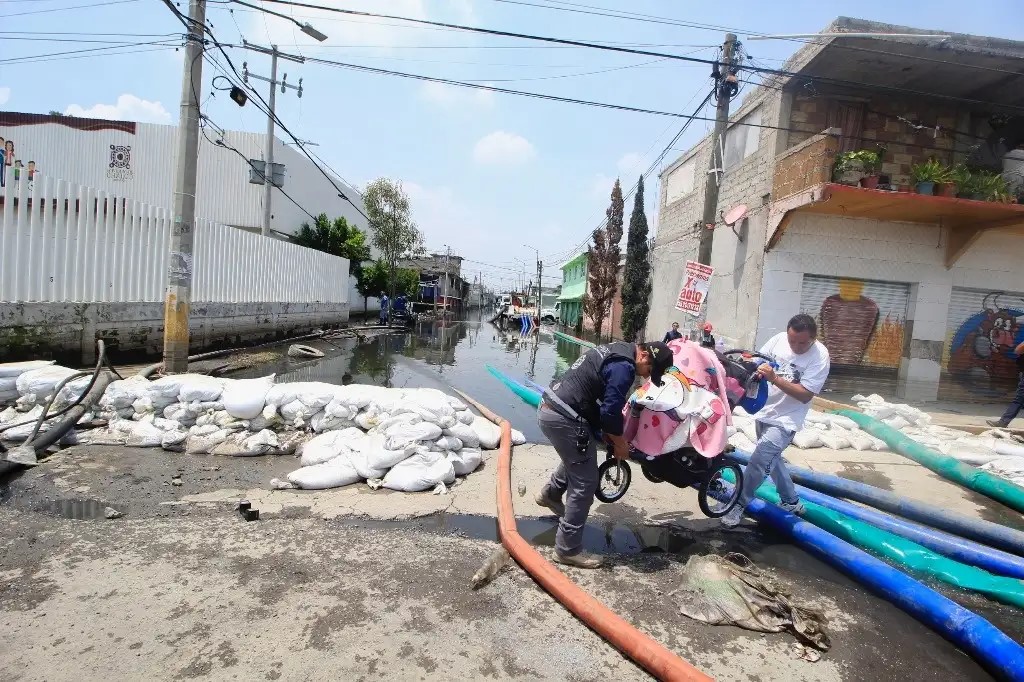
{"left": 232, "top": 1, "right": 328, "bottom": 42}
{"left": 300, "top": 22, "right": 328, "bottom": 42}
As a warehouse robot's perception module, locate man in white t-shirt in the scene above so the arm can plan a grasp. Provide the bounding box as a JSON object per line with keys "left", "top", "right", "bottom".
{"left": 721, "top": 314, "right": 831, "bottom": 527}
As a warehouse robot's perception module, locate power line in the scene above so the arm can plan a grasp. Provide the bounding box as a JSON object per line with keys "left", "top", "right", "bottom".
{"left": 0, "top": 0, "right": 139, "bottom": 17}
{"left": 249, "top": 0, "right": 1024, "bottom": 112}
{"left": 0, "top": 39, "right": 181, "bottom": 64}
{"left": 0, "top": 45, "right": 177, "bottom": 66}
{"left": 0, "top": 30, "right": 181, "bottom": 37}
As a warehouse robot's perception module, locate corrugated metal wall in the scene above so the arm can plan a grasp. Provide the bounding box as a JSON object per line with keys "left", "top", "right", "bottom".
{"left": 800, "top": 274, "right": 910, "bottom": 370}
{"left": 0, "top": 114, "right": 367, "bottom": 236}
{"left": 944, "top": 287, "right": 1024, "bottom": 382}
{"left": 0, "top": 175, "right": 349, "bottom": 304}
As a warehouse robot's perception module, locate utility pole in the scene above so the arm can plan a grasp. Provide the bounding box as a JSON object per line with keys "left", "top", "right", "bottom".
{"left": 163, "top": 0, "right": 206, "bottom": 374}
{"left": 693, "top": 32, "right": 739, "bottom": 338}
{"left": 241, "top": 42, "right": 305, "bottom": 237}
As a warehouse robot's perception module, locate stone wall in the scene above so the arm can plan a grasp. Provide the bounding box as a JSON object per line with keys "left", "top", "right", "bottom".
{"left": 0, "top": 301, "right": 350, "bottom": 365}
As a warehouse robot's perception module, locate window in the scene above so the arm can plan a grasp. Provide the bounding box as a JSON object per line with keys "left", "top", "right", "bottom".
{"left": 665, "top": 156, "right": 696, "bottom": 204}
{"left": 723, "top": 106, "right": 762, "bottom": 169}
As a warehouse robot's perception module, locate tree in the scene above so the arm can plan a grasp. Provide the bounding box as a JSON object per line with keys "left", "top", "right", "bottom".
{"left": 620, "top": 175, "right": 652, "bottom": 342}
{"left": 291, "top": 213, "right": 373, "bottom": 314}
{"left": 582, "top": 179, "right": 624, "bottom": 341}
{"left": 358, "top": 260, "right": 421, "bottom": 316}
{"left": 363, "top": 178, "right": 423, "bottom": 300}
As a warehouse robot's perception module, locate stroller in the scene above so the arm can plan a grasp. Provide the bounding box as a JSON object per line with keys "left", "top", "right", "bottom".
{"left": 593, "top": 340, "right": 774, "bottom": 518}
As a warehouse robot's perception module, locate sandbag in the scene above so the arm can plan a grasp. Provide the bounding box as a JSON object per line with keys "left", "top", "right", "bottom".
{"left": 845, "top": 429, "right": 877, "bottom": 452}
{"left": 729, "top": 432, "right": 757, "bottom": 452}
{"left": 185, "top": 428, "right": 231, "bottom": 454}
{"left": 222, "top": 375, "right": 275, "bottom": 419}
{"left": 310, "top": 409, "right": 355, "bottom": 433}
{"left": 733, "top": 416, "right": 758, "bottom": 444}
{"left": 448, "top": 447, "right": 482, "bottom": 475}
{"left": 383, "top": 421, "right": 443, "bottom": 450}
{"left": 444, "top": 422, "right": 481, "bottom": 449}
{"left": 471, "top": 415, "right": 502, "bottom": 450}
{"left": 149, "top": 374, "right": 224, "bottom": 403}
{"left": 511, "top": 429, "right": 526, "bottom": 446}
{"left": 286, "top": 458, "right": 361, "bottom": 490}
{"left": 345, "top": 447, "right": 391, "bottom": 480}
{"left": 15, "top": 365, "right": 79, "bottom": 399}
{"left": 817, "top": 429, "right": 850, "bottom": 450}
{"left": 456, "top": 410, "right": 475, "bottom": 425}
{"left": 126, "top": 420, "right": 165, "bottom": 448}
{"left": 161, "top": 429, "right": 188, "bottom": 451}
{"left": 434, "top": 436, "right": 463, "bottom": 452}
{"left": 360, "top": 433, "right": 414, "bottom": 470}
{"left": 0, "top": 377, "right": 19, "bottom": 403}
{"left": 382, "top": 450, "right": 456, "bottom": 492}
{"left": 300, "top": 429, "right": 357, "bottom": 466}
{"left": 0, "top": 359, "right": 55, "bottom": 378}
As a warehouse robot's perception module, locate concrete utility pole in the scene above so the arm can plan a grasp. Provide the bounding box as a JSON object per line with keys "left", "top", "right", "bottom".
{"left": 241, "top": 43, "right": 305, "bottom": 237}
{"left": 163, "top": 0, "right": 206, "bottom": 374}
{"left": 691, "top": 32, "right": 738, "bottom": 339}
{"left": 696, "top": 33, "right": 739, "bottom": 266}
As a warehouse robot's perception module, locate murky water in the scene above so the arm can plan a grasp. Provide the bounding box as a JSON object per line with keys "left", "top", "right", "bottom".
{"left": 234, "top": 313, "right": 586, "bottom": 442}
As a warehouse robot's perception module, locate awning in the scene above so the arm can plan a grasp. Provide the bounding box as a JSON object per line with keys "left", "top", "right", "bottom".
{"left": 557, "top": 280, "right": 586, "bottom": 302}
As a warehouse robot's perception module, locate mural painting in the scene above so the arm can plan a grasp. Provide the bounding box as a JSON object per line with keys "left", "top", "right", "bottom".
{"left": 801, "top": 276, "right": 907, "bottom": 369}
{"left": 946, "top": 292, "right": 1024, "bottom": 384}
{"left": 0, "top": 135, "right": 39, "bottom": 190}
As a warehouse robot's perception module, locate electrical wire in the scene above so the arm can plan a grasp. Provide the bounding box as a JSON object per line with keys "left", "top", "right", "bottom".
{"left": 0, "top": 39, "right": 182, "bottom": 64}
{"left": 0, "top": 45, "right": 178, "bottom": 66}
{"left": 0, "top": 0, "right": 139, "bottom": 18}
{"left": 249, "top": 0, "right": 1024, "bottom": 111}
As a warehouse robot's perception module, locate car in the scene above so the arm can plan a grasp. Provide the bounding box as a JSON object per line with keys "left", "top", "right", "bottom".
{"left": 540, "top": 307, "right": 557, "bottom": 324}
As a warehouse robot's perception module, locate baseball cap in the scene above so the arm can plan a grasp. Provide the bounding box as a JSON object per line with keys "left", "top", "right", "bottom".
{"left": 640, "top": 341, "right": 674, "bottom": 386}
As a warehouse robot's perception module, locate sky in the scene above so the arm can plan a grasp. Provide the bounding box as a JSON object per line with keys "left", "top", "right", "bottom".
{"left": 1, "top": 0, "right": 1021, "bottom": 292}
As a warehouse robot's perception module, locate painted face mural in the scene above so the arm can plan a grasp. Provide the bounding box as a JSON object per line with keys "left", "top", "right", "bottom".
{"left": 949, "top": 293, "right": 1024, "bottom": 383}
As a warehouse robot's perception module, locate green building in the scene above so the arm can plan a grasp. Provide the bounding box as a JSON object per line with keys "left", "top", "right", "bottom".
{"left": 557, "top": 251, "right": 588, "bottom": 327}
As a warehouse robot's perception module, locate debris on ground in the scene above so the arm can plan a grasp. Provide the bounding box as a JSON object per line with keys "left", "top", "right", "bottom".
{"left": 671, "top": 553, "right": 831, "bottom": 653}
{"left": 471, "top": 546, "right": 511, "bottom": 590}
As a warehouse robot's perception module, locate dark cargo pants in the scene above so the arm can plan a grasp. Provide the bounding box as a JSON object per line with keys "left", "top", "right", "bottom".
{"left": 537, "top": 405, "right": 598, "bottom": 556}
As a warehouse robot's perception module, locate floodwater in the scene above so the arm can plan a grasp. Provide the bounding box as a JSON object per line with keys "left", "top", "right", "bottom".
{"left": 234, "top": 311, "right": 584, "bottom": 442}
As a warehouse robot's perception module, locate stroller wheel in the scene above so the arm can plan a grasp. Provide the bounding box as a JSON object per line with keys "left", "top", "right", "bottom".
{"left": 640, "top": 465, "right": 664, "bottom": 484}
{"left": 699, "top": 462, "right": 743, "bottom": 518}
{"left": 595, "top": 460, "right": 631, "bottom": 503}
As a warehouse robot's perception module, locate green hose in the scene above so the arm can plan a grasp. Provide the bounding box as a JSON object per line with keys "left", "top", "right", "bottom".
{"left": 552, "top": 330, "right": 595, "bottom": 349}
{"left": 836, "top": 409, "right": 1024, "bottom": 514}
{"left": 485, "top": 365, "right": 542, "bottom": 407}
{"left": 723, "top": 469, "right": 1024, "bottom": 609}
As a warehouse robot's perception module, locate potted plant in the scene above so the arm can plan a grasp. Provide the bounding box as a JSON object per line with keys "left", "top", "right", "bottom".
{"left": 833, "top": 151, "right": 866, "bottom": 186}
{"left": 895, "top": 176, "right": 912, "bottom": 192}
{"left": 950, "top": 164, "right": 972, "bottom": 198}
{"left": 979, "top": 172, "right": 1010, "bottom": 202}
{"left": 911, "top": 158, "right": 944, "bottom": 195}
{"left": 935, "top": 164, "right": 957, "bottom": 197}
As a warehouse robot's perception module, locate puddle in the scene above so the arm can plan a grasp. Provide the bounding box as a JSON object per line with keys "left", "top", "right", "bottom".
{"left": 232, "top": 314, "right": 585, "bottom": 443}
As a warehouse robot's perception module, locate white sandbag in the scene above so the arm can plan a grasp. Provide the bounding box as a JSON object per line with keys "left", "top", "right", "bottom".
{"left": 160, "top": 429, "right": 188, "bottom": 451}
{"left": 444, "top": 422, "right": 481, "bottom": 449}
{"left": 511, "top": 429, "right": 526, "bottom": 446}
{"left": 345, "top": 447, "right": 391, "bottom": 480}
{"left": 126, "top": 420, "right": 165, "bottom": 448}
{"left": 471, "top": 415, "right": 502, "bottom": 450}
{"left": 0, "top": 359, "right": 56, "bottom": 378}
{"left": 845, "top": 429, "right": 876, "bottom": 452}
{"left": 354, "top": 408, "right": 384, "bottom": 431}
{"left": 803, "top": 411, "right": 830, "bottom": 426}
{"left": 817, "top": 429, "right": 850, "bottom": 450}
{"left": 882, "top": 415, "right": 911, "bottom": 430}
{"left": 729, "top": 432, "right": 757, "bottom": 452}
{"left": 101, "top": 375, "right": 153, "bottom": 410}
{"left": 383, "top": 421, "right": 443, "bottom": 450}
{"left": 310, "top": 409, "right": 354, "bottom": 433}
{"left": 0, "top": 377, "right": 19, "bottom": 403}
{"left": 456, "top": 410, "right": 475, "bottom": 425}
{"left": 938, "top": 440, "right": 1000, "bottom": 466}
{"left": 300, "top": 429, "right": 356, "bottom": 466}
{"left": 373, "top": 412, "right": 422, "bottom": 434}
{"left": 862, "top": 405, "right": 897, "bottom": 420}
{"left": 0, "top": 405, "right": 45, "bottom": 442}
{"left": 826, "top": 414, "right": 859, "bottom": 431}
{"left": 448, "top": 447, "right": 482, "bottom": 475}
{"left": 733, "top": 416, "right": 758, "bottom": 444}
{"left": 221, "top": 375, "right": 275, "bottom": 419}
{"left": 791, "top": 429, "right": 823, "bottom": 449}
{"left": 324, "top": 399, "right": 358, "bottom": 421}
{"left": 286, "top": 457, "right": 361, "bottom": 490}
{"left": 434, "top": 436, "right": 463, "bottom": 452}
{"left": 995, "top": 440, "right": 1024, "bottom": 458}
{"left": 148, "top": 374, "right": 223, "bottom": 403}
{"left": 240, "top": 429, "right": 281, "bottom": 456}
{"left": 185, "top": 428, "right": 231, "bottom": 454}
{"left": 15, "top": 365, "right": 79, "bottom": 399}
{"left": 382, "top": 450, "right": 456, "bottom": 492}
{"left": 264, "top": 382, "right": 338, "bottom": 409}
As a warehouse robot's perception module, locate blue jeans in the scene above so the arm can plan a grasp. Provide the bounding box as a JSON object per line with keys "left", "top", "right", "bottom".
{"left": 1000, "top": 372, "right": 1024, "bottom": 424}
{"left": 737, "top": 422, "right": 799, "bottom": 508}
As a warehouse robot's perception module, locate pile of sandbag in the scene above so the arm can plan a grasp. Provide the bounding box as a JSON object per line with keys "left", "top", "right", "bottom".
{"left": 1, "top": 361, "right": 528, "bottom": 494}
{"left": 728, "top": 410, "right": 887, "bottom": 453}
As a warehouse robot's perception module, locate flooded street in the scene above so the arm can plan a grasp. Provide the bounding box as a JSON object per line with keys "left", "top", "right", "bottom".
{"left": 234, "top": 313, "right": 582, "bottom": 443}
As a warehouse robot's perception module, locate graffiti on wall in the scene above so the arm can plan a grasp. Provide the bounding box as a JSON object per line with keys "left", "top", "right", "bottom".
{"left": 805, "top": 277, "right": 907, "bottom": 369}
{"left": 0, "top": 134, "right": 40, "bottom": 190}
{"left": 947, "top": 292, "right": 1024, "bottom": 383}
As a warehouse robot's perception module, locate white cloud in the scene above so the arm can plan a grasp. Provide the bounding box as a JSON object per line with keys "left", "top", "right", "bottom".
{"left": 64, "top": 94, "right": 172, "bottom": 124}
{"left": 419, "top": 81, "right": 494, "bottom": 110}
{"left": 472, "top": 131, "right": 536, "bottom": 166}
{"left": 617, "top": 152, "right": 646, "bottom": 177}
{"left": 0, "top": 87, "right": 10, "bottom": 107}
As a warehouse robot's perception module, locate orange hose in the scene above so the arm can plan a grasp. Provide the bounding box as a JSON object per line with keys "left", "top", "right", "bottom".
{"left": 454, "top": 389, "right": 712, "bottom": 682}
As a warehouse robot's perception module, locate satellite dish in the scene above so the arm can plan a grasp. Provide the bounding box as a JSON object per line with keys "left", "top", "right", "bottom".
{"left": 723, "top": 204, "right": 749, "bottom": 226}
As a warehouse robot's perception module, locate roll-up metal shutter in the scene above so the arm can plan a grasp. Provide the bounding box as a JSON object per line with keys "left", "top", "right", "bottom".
{"left": 944, "top": 288, "right": 1024, "bottom": 383}
{"left": 799, "top": 274, "right": 910, "bottom": 371}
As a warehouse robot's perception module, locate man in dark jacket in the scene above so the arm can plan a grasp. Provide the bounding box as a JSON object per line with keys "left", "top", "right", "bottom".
{"left": 536, "top": 341, "right": 673, "bottom": 568}
{"left": 663, "top": 321, "right": 683, "bottom": 342}
{"left": 988, "top": 339, "right": 1024, "bottom": 428}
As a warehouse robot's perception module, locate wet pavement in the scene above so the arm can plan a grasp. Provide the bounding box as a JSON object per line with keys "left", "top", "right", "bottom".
{"left": 233, "top": 313, "right": 584, "bottom": 443}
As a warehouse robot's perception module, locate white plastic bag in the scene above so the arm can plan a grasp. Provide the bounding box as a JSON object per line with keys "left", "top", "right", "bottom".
{"left": 286, "top": 457, "right": 361, "bottom": 490}
{"left": 221, "top": 375, "right": 275, "bottom": 419}
{"left": 447, "top": 448, "right": 482, "bottom": 476}
{"left": 382, "top": 450, "right": 456, "bottom": 492}
{"left": 471, "top": 415, "right": 502, "bottom": 450}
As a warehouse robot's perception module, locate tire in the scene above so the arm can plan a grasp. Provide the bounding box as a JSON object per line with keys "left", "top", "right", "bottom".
{"left": 698, "top": 462, "right": 743, "bottom": 518}
{"left": 640, "top": 465, "right": 664, "bottom": 484}
{"left": 595, "top": 460, "right": 631, "bottom": 503}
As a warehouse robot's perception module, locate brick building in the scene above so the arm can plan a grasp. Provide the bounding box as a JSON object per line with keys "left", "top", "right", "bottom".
{"left": 650, "top": 17, "right": 1024, "bottom": 401}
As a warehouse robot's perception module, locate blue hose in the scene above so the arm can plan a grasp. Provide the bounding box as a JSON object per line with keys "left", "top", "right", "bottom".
{"left": 739, "top": 494, "right": 1024, "bottom": 681}
{"left": 725, "top": 449, "right": 1024, "bottom": 557}
{"left": 523, "top": 377, "right": 547, "bottom": 394}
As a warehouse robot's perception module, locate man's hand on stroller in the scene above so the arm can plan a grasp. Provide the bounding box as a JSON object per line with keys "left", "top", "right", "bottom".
{"left": 755, "top": 363, "right": 776, "bottom": 383}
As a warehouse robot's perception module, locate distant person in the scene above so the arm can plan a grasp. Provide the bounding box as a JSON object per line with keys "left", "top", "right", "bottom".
{"left": 721, "top": 314, "right": 831, "bottom": 527}
{"left": 699, "top": 322, "right": 716, "bottom": 349}
{"left": 393, "top": 294, "right": 407, "bottom": 314}
{"left": 379, "top": 292, "right": 389, "bottom": 326}
{"left": 663, "top": 321, "right": 683, "bottom": 343}
{"left": 988, "top": 339, "right": 1024, "bottom": 428}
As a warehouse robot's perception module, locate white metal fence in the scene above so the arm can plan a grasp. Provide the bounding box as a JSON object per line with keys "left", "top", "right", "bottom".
{"left": 0, "top": 175, "right": 349, "bottom": 304}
